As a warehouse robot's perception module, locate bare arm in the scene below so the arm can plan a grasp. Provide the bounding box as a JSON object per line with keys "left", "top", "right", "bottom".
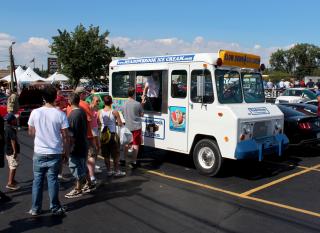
{"left": 28, "top": 126, "right": 35, "bottom": 136}
{"left": 11, "top": 140, "right": 18, "bottom": 158}
{"left": 114, "top": 110, "right": 123, "bottom": 127}
{"left": 61, "top": 128, "right": 70, "bottom": 157}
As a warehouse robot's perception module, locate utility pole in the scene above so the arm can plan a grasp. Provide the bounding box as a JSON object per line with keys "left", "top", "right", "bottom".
{"left": 9, "top": 42, "right": 16, "bottom": 92}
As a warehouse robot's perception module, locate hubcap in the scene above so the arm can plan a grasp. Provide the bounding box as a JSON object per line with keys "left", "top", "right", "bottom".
{"left": 198, "top": 146, "right": 215, "bottom": 169}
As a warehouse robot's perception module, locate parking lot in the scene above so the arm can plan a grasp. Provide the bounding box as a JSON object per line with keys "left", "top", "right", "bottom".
{"left": 0, "top": 130, "right": 320, "bottom": 232}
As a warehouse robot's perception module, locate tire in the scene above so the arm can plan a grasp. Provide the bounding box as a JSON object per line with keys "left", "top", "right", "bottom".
{"left": 193, "top": 139, "right": 222, "bottom": 176}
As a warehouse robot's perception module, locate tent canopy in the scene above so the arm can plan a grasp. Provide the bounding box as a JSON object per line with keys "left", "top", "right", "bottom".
{"left": 1, "top": 66, "right": 25, "bottom": 82}
{"left": 46, "top": 72, "right": 69, "bottom": 82}
{"left": 18, "top": 67, "right": 45, "bottom": 82}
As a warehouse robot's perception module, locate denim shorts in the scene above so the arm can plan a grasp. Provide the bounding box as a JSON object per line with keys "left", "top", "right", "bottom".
{"left": 68, "top": 156, "right": 87, "bottom": 181}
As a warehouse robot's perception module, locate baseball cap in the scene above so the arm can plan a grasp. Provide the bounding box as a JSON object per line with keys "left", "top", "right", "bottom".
{"left": 5, "top": 113, "right": 16, "bottom": 124}
{"left": 74, "top": 86, "right": 86, "bottom": 94}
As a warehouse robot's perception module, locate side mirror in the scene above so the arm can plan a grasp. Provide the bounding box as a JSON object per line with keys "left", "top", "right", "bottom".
{"left": 197, "top": 75, "right": 205, "bottom": 98}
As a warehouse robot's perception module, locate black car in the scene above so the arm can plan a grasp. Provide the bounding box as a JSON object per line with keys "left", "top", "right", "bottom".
{"left": 277, "top": 104, "right": 320, "bottom": 145}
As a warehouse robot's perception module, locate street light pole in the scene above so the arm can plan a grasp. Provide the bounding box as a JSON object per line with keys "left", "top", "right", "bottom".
{"left": 9, "top": 42, "right": 16, "bottom": 92}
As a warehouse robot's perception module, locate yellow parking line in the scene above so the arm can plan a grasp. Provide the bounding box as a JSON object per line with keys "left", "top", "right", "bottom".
{"left": 97, "top": 156, "right": 320, "bottom": 218}
{"left": 240, "top": 164, "right": 320, "bottom": 197}
{"left": 144, "top": 169, "right": 320, "bottom": 218}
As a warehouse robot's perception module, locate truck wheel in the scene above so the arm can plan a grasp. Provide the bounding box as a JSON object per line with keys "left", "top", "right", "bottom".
{"left": 193, "top": 139, "right": 222, "bottom": 176}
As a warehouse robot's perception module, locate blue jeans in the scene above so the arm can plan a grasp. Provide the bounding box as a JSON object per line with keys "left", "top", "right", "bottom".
{"left": 31, "top": 153, "right": 62, "bottom": 212}
{"left": 68, "top": 156, "right": 87, "bottom": 181}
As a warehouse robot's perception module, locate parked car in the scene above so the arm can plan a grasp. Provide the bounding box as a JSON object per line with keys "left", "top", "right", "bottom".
{"left": 85, "top": 92, "right": 109, "bottom": 109}
{"left": 277, "top": 104, "right": 320, "bottom": 145}
{"left": 0, "top": 89, "right": 43, "bottom": 126}
{"left": 275, "top": 88, "right": 317, "bottom": 104}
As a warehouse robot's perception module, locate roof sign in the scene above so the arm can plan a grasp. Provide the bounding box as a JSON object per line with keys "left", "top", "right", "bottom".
{"left": 219, "top": 50, "right": 261, "bottom": 69}
{"left": 117, "top": 55, "right": 195, "bottom": 65}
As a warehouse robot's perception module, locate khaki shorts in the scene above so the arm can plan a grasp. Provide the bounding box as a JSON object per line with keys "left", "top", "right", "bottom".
{"left": 6, "top": 155, "right": 19, "bottom": 170}
{"left": 88, "top": 139, "right": 98, "bottom": 159}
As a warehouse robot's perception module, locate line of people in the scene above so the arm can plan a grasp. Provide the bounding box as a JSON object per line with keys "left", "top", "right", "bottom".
{"left": 0, "top": 85, "right": 145, "bottom": 216}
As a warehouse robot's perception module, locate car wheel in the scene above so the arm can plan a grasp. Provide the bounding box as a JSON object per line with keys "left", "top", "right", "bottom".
{"left": 193, "top": 139, "right": 223, "bottom": 176}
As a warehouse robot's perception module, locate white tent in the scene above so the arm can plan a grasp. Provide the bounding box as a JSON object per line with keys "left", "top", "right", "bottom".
{"left": 18, "top": 67, "right": 45, "bottom": 82}
{"left": 46, "top": 72, "right": 69, "bottom": 82}
{"left": 1, "top": 66, "right": 25, "bottom": 82}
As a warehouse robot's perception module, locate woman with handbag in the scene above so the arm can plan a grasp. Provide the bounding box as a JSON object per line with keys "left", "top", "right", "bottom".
{"left": 98, "top": 95, "right": 126, "bottom": 177}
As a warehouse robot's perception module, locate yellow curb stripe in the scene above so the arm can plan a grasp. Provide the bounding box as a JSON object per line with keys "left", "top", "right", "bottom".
{"left": 240, "top": 164, "right": 320, "bottom": 197}
{"left": 144, "top": 169, "right": 320, "bottom": 218}
{"left": 243, "top": 196, "right": 320, "bottom": 218}
{"left": 145, "top": 170, "right": 240, "bottom": 196}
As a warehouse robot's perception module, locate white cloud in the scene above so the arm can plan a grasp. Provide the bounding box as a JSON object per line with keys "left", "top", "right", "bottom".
{"left": 109, "top": 36, "right": 285, "bottom": 66}
{"left": 0, "top": 33, "right": 296, "bottom": 70}
{"left": 0, "top": 34, "right": 50, "bottom": 69}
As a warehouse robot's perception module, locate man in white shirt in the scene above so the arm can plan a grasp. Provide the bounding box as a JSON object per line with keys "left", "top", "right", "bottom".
{"left": 143, "top": 71, "right": 161, "bottom": 111}
{"left": 28, "top": 86, "right": 69, "bottom": 216}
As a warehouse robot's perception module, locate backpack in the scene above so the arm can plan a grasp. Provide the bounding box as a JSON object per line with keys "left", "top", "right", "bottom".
{"left": 100, "top": 125, "right": 111, "bottom": 145}
{"left": 99, "top": 109, "right": 113, "bottom": 145}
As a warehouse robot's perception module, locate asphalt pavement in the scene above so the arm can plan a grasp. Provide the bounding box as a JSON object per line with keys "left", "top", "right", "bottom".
{"left": 0, "top": 130, "right": 320, "bottom": 233}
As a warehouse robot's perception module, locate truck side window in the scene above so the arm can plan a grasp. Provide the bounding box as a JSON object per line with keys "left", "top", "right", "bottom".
{"left": 190, "top": 69, "right": 214, "bottom": 103}
{"left": 171, "top": 70, "right": 187, "bottom": 98}
{"left": 112, "top": 71, "right": 134, "bottom": 98}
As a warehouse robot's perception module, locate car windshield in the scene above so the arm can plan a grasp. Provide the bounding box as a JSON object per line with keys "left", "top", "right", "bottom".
{"left": 215, "top": 69, "right": 243, "bottom": 103}
{"left": 241, "top": 73, "right": 265, "bottom": 103}
{"left": 282, "top": 89, "right": 317, "bottom": 99}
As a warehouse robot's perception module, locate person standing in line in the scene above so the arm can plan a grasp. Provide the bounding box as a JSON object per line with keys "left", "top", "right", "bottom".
{"left": 87, "top": 95, "right": 101, "bottom": 184}
{"left": 7, "top": 89, "right": 19, "bottom": 115}
{"left": 28, "top": 86, "right": 69, "bottom": 216}
{"left": 123, "top": 87, "right": 145, "bottom": 168}
{"left": 65, "top": 93, "right": 95, "bottom": 198}
{"left": 4, "top": 113, "right": 20, "bottom": 190}
{"left": 0, "top": 115, "right": 11, "bottom": 203}
{"left": 99, "top": 95, "right": 125, "bottom": 177}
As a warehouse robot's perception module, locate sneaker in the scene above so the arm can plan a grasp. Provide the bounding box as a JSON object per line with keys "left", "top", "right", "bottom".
{"left": 82, "top": 183, "right": 96, "bottom": 194}
{"left": 129, "top": 162, "right": 139, "bottom": 169}
{"left": 65, "top": 189, "right": 82, "bottom": 199}
{"left": 107, "top": 170, "right": 114, "bottom": 177}
{"left": 58, "top": 175, "right": 70, "bottom": 182}
{"left": 114, "top": 170, "right": 126, "bottom": 177}
{"left": 95, "top": 167, "right": 103, "bottom": 173}
{"left": 28, "top": 209, "right": 41, "bottom": 216}
{"left": 52, "top": 207, "right": 66, "bottom": 216}
{"left": 6, "top": 184, "right": 21, "bottom": 191}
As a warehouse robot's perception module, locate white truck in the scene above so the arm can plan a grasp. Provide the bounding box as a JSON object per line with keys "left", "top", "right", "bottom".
{"left": 109, "top": 50, "right": 289, "bottom": 176}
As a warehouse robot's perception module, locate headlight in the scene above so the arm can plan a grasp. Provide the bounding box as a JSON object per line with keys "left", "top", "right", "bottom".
{"left": 274, "top": 119, "right": 282, "bottom": 133}
{"left": 242, "top": 123, "right": 252, "bottom": 135}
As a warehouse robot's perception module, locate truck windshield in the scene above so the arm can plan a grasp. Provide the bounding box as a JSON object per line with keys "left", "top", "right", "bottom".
{"left": 241, "top": 73, "right": 265, "bottom": 103}
{"left": 215, "top": 69, "right": 243, "bottom": 103}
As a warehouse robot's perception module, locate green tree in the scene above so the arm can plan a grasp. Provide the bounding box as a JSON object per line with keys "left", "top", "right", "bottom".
{"left": 269, "top": 43, "right": 320, "bottom": 79}
{"left": 50, "top": 24, "right": 125, "bottom": 87}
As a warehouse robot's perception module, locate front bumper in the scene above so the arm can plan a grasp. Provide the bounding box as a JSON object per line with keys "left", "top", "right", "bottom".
{"left": 235, "top": 134, "right": 289, "bottom": 161}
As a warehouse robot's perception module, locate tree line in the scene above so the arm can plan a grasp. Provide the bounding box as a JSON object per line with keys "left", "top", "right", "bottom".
{"left": 49, "top": 24, "right": 320, "bottom": 86}
{"left": 267, "top": 43, "right": 320, "bottom": 81}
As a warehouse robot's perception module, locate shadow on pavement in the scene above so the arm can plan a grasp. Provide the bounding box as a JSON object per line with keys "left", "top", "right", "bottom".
{"left": 65, "top": 179, "right": 147, "bottom": 212}
{"left": 1, "top": 215, "right": 65, "bottom": 233}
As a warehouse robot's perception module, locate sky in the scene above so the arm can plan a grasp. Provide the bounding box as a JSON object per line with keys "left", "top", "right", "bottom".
{"left": 0, "top": 0, "right": 319, "bottom": 70}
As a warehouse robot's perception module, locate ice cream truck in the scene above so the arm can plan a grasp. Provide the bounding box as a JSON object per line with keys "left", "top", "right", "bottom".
{"left": 109, "top": 50, "right": 289, "bottom": 176}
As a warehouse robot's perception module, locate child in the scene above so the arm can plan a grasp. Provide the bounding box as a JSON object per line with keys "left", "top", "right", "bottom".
{"left": 5, "top": 113, "right": 20, "bottom": 190}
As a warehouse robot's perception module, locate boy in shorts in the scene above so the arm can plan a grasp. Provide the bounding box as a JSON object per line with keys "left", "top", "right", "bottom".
{"left": 4, "top": 113, "right": 20, "bottom": 190}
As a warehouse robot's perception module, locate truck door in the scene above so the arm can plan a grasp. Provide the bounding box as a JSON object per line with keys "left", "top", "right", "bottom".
{"left": 187, "top": 65, "right": 215, "bottom": 151}
{"left": 166, "top": 64, "right": 189, "bottom": 152}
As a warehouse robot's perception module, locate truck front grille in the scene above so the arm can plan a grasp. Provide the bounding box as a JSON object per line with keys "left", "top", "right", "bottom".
{"left": 253, "top": 121, "right": 269, "bottom": 138}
